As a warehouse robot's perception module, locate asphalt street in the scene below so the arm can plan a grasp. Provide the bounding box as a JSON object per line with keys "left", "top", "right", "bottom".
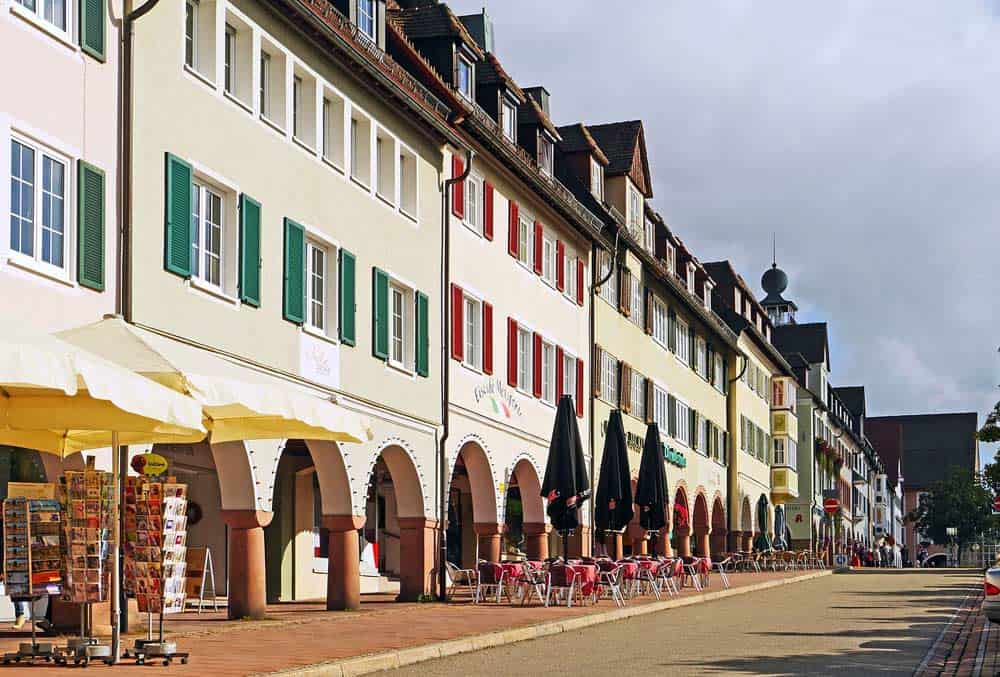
{"left": 384, "top": 569, "right": 980, "bottom": 677}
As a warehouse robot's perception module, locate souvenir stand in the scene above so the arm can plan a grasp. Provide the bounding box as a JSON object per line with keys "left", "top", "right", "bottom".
{"left": 1, "top": 486, "right": 62, "bottom": 664}
{"left": 123, "top": 475, "right": 190, "bottom": 666}
{"left": 54, "top": 468, "right": 116, "bottom": 666}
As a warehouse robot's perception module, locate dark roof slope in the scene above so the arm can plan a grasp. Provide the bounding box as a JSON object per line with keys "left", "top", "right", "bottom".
{"left": 867, "top": 413, "right": 979, "bottom": 490}
{"left": 477, "top": 53, "right": 526, "bottom": 102}
{"left": 835, "top": 386, "right": 866, "bottom": 418}
{"left": 588, "top": 121, "right": 642, "bottom": 176}
{"left": 772, "top": 322, "right": 830, "bottom": 368}
{"left": 867, "top": 418, "right": 903, "bottom": 486}
{"left": 389, "top": 3, "right": 485, "bottom": 58}
{"left": 556, "top": 123, "right": 609, "bottom": 165}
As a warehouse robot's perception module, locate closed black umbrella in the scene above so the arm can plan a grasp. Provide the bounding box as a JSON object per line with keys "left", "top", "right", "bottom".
{"left": 635, "top": 423, "right": 668, "bottom": 555}
{"left": 541, "top": 395, "right": 591, "bottom": 557}
{"left": 595, "top": 410, "right": 634, "bottom": 542}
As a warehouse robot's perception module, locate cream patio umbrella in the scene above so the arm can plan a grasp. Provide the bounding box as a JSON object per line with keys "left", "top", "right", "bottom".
{"left": 0, "top": 324, "right": 207, "bottom": 664}
{"left": 58, "top": 316, "right": 372, "bottom": 445}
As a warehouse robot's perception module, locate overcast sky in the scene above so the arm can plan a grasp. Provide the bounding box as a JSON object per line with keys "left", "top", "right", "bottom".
{"left": 449, "top": 0, "right": 1000, "bottom": 466}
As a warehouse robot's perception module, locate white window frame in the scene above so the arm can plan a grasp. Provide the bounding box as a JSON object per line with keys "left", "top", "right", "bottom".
{"left": 562, "top": 350, "right": 577, "bottom": 403}
{"left": 517, "top": 214, "right": 533, "bottom": 269}
{"left": 629, "top": 274, "right": 643, "bottom": 328}
{"left": 652, "top": 296, "right": 668, "bottom": 348}
{"left": 600, "top": 350, "right": 619, "bottom": 406}
{"left": 456, "top": 54, "right": 474, "bottom": 101}
{"left": 185, "top": 0, "right": 198, "bottom": 69}
{"left": 191, "top": 180, "right": 224, "bottom": 290}
{"left": 462, "top": 293, "right": 482, "bottom": 372}
{"left": 630, "top": 371, "right": 646, "bottom": 421}
{"left": 357, "top": 0, "right": 377, "bottom": 42}
{"left": 516, "top": 326, "right": 532, "bottom": 393}
{"left": 542, "top": 234, "right": 556, "bottom": 287}
{"left": 292, "top": 74, "right": 303, "bottom": 140}
{"left": 653, "top": 384, "right": 669, "bottom": 433}
{"left": 13, "top": 0, "right": 70, "bottom": 38}
{"left": 388, "top": 281, "right": 409, "bottom": 370}
{"left": 627, "top": 182, "right": 642, "bottom": 235}
{"left": 598, "top": 251, "right": 617, "bottom": 308}
{"left": 501, "top": 98, "right": 517, "bottom": 142}
{"left": 590, "top": 157, "right": 603, "bottom": 200}
{"left": 664, "top": 242, "right": 675, "bottom": 274}
{"left": 538, "top": 135, "right": 554, "bottom": 176}
{"left": 259, "top": 51, "right": 272, "bottom": 120}
{"left": 695, "top": 337, "right": 707, "bottom": 379}
{"left": 773, "top": 437, "right": 786, "bottom": 466}
{"left": 464, "top": 173, "right": 483, "bottom": 236}
{"left": 643, "top": 217, "right": 655, "bottom": 255}
{"left": 675, "top": 317, "right": 690, "bottom": 365}
{"left": 305, "top": 239, "right": 335, "bottom": 337}
{"left": 224, "top": 23, "right": 237, "bottom": 95}
{"left": 675, "top": 399, "right": 690, "bottom": 447}
{"left": 541, "top": 341, "right": 556, "bottom": 405}
{"left": 8, "top": 134, "right": 72, "bottom": 278}
{"left": 713, "top": 353, "right": 724, "bottom": 391}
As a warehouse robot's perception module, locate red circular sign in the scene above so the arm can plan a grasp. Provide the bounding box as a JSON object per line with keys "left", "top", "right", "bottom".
{"left": 992, "top": 496, "right": 1000, "bottom": 512}
{"left": 823, "top": 497, "right": 840, "bottom": 514}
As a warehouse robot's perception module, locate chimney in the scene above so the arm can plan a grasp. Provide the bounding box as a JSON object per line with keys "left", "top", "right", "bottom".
{"left": 458, "top": 9, "right": 494, "bottom": 53}
{"left": 523, "top": 86, "right": 550, "bottom": 116}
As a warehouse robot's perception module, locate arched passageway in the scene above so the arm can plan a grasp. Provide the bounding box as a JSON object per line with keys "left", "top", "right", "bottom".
{"left": 672, "top": 486, "right": 691, "bottom": 558}
{"left": 692, "top": 493, "right": 711, "bottom": 557}
{"left": 710, "top": 496, "right": 727, "bottom": 555}
{"left": 446, "top": 441, "right": 499, "bottom": 565}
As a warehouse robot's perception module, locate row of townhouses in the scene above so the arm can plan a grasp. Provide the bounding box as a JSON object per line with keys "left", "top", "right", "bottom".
{"left": 1, "top": 0, "right": 978, "bottom": 618}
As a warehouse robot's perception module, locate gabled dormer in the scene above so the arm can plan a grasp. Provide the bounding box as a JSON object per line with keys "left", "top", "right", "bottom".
{"left": 460, "top": 9, "right": 526, "bottom": 143}
{"left": 555, "top": 123, "right": 610, "bottom": 202}
{"left": 518, "top": 87, "right": 561, "bottom": 177}
{"left": 332, "top": 0, "right": 387, "bottom": 49}
{"left": 389, "top": 0, "right": 484, "bottom": 103}
{"left": 587, "top": 121, "right": 653, "bottom": 241}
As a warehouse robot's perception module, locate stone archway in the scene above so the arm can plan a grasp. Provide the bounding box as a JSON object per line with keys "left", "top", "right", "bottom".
{"left": 692, "top": 493, "right": 711, "bottom": 557}
{"left": 739, "top": 496, "right": 753, "bottom": 551}
{"left": 672, "top": 485, "right": 691, "bottom": 557}
{"left": 508, "top": 458, "right": 547, "bottom": 560}
{"left": 366, "top": 443, "right": 432, "bottom": 601}
{"left": 446, "top": 440, "right": 499, "bottom": 566}
{"left": 710, "top": 496, "right": 727, "bottom": 555}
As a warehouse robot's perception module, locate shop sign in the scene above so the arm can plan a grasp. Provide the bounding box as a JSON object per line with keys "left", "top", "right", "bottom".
{"left": 474, "top": 378, "right": 523, "bottom": 419}
{"left": 131, "top": 452, "right": 169, "bottom": 476}
{"left": 299, "top": 334, "right": 340, "bottom": 390}
{"left": 599, "top": 420, "right": 686, "bottom": 468}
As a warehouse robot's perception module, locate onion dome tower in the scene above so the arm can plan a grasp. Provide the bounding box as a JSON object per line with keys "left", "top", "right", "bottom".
{"left": 760, "top": 239, "right": 797, "bottom": 326}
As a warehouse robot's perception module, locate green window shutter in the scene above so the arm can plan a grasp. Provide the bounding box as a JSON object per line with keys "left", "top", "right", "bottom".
{"left": 372, "top": 268, "right": 389, "bottom": 360}
{"left": 667, "top": 394, "right": 676, "bottom": 437}
{"left": 79, "top": 0, "right": 105, "bottom": 61}
{"left": 76, "top": 160, "right": 105, "bottom": 291}
{"left": 164, "top": 153, "right": 193, "bottom": 277}
{"left": 238, "top": 195, "right": 261, "bottom": 307}
{"left": 338, "top": 249, "right": 356, "bottom": 346}
{"left": 667, "top": 310, "right": 677, "bottom": 353}
{"left": 282, "top": 218, "right": 305, "bottom": 324}
{"left": 415, "top": 291, "right": 429, "bottom": 377}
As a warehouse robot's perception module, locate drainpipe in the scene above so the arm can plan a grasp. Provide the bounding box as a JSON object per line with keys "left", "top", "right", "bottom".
{"left": 590, "top": 227, "right": 621, "bottom": 550}
{"left": 438, "top": 145, "right": 473, "bottom": 601}
{"left": 726, "top": 354, "right": 748, "bottom": 550}
{"left": 119, "top": 0, "right": 162, "bottom": 322}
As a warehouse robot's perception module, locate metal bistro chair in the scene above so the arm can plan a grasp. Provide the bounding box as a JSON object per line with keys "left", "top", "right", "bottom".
{"left": 476, "top": 561, "right": 511, "bottom": 604}
{"left": 596, "top": 560, "right": 626, "bottom": 608}
{"left": 654, "top": 558, "right": 678, "bottom": 597}
{"left": 636, "top": 560, "right": 661, "bottom": 600}
{"left": 546, "top": 563, "right": 581, "bottom": 608}
{"left": 519, "top": 561, "right": 550, "bottom": 607}
{"left": 445, "top": 561, "right": 478, "bottom": 602}
{"left": 712, "top": 556, "right": 732, "bottom": 590}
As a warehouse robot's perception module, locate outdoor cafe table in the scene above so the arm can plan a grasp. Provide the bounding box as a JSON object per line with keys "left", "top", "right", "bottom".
{"left": 500, "top": 562, "right": 526, "bottom": 581}
{"left": 567, "top": 563, "right": 599, "bottom": 597}
{"left": 616, "top": 561, "right": 640, "bottom": 581}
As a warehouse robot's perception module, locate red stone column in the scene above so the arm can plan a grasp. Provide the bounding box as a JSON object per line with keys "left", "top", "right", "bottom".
{"left": 711, "top": 528, "right": 728, "bottom": 555}
{"left": 323, "top": 515, "right": 365, "bottom": 611}
{"left": 633, "top": 535, "right": 648, "bottom": 556}
{"left": 568, "top": 525, "right": 591, "bottom": 559}
{"left": 744, "top": 532, "right": 756, "bottom": 551}
{"left": 397, "top": 517, "right": 438, "bottom": 601}
{"left": 694, "top": 528, "right": 710, "bottom": 558}
{"left": 474, "top": 523, "right": 503, "bottom": 563}
{"left": 522, "top": 522, "right": 549, "bottom": 561}
{"left": 729, "top": 530, "right": 743, "bottom": 552}
{"left": 675, "top": 525, "right": 692, "bottom": 557}
{"left": 605, "top": 532, "right": 623, "bottom": 561}
{"left": 659, "top": 525, "right": 673, "bottom": 558}
{"left": 221, "top": 510, "right": 273, "bottom": 620}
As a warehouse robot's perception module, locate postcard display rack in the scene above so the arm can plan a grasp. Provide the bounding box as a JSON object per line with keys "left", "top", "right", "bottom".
{"left": 1, "top": 495, "right": 62, "bottom": 664}
{"left": 123, "top": 477, "right": 190, "bottom": 665}
{"left": 54, "top": 470, "right": 116, "bottom": 666}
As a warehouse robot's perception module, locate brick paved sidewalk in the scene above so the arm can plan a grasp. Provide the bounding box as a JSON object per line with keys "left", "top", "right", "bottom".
{"left": 915, "top": 582, "right": 1000, "bottom": 677}
{"left": 0, "top": 569, "right": 814, "bottom": 675}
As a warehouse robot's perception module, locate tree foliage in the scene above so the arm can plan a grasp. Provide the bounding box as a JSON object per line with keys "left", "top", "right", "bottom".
{"left": 907, "top": 467, "right": 995, "bottom": 559}
{"left": 980, "top": 401, "right": 1000, "bottom": 444}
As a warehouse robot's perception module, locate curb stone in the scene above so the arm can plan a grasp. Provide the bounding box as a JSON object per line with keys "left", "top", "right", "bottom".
{"left": 256, "top": 570, "right": 832, "bottom": 677}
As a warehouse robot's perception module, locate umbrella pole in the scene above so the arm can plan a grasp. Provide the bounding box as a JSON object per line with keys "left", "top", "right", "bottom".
{"left": 111, "top": 432, "right": 121, "bottom": 664}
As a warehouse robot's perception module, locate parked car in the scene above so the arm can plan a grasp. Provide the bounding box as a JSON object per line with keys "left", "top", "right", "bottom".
{"left": 923, "top": 553, "right": 948, "bottom": 568}
{"left": 983, "top": 568, "right": 1000, "bottom": 624}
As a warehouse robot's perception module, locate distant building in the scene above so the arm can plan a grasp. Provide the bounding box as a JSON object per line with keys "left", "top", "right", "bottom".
{"left": 867, "top": 413, "right": 979, "bottom": 554}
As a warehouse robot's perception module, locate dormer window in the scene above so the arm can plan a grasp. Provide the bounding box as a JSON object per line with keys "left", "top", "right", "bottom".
{"left": 703, "top": 283, "right": 712, "bottom": 309}
{"left": 538, "top": 134, "right": 554, "bottom": 176}
{"left": 643, "top": 216, "right": 655, "bottom": 255}
{"left": 664, "top": 243, "right": 675, "bottom": 273}
{"left": 686, "top": 263, "right": 695, "bottom": 292}
{"left": 357, "top": 0, "right": 376, "bottom": 42}
{"left": 501, "top": 98, "right": 517, "bottom": 141}
{"left": 627, "top": 183, "right": 642, "bottom": 237}
{"left": 456, "top": 54, "right": 474, "bottom": 101}
{"left": 590, "top": 157, "right": 604, "bottom": 200}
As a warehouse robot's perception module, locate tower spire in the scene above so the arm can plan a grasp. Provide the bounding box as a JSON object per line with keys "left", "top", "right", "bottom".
{"left": 772, "top": 233, "right": 776, "bottom": 268}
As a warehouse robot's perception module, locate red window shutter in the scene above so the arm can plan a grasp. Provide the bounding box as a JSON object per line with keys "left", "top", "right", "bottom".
{"left": 507, "top": 318, "right": 518, "bottom": 387}
{"left": 451, "top": 155, "right": 464, "bottom": 218}
{"left": 451, "top": 284, "right": 464, "bottom": 361}
{"left": 532, "top": 332, "right": 543, "bottom": 397}
{"left": 483, "top": 182, "right": 494, "bottom": 241}
{"left": 482, "top": 301, "right": 493, "bottom": 374}
{"left": 556, "top": 241, "right": 565, "bottom": 291}
{"left": 555, "top": 346, "right": 565, "bottom": 399}
{"left": 533, "top": 221, "right": 543, "bottom": 274}
{"left": 576, "top": 358, "right": 585, "bottom": 418}
{"left": 508, "top": 201, "right": 519, "bottom": 258}
{"left": 576, "top": 257, "right": 585, "bottom": 305}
